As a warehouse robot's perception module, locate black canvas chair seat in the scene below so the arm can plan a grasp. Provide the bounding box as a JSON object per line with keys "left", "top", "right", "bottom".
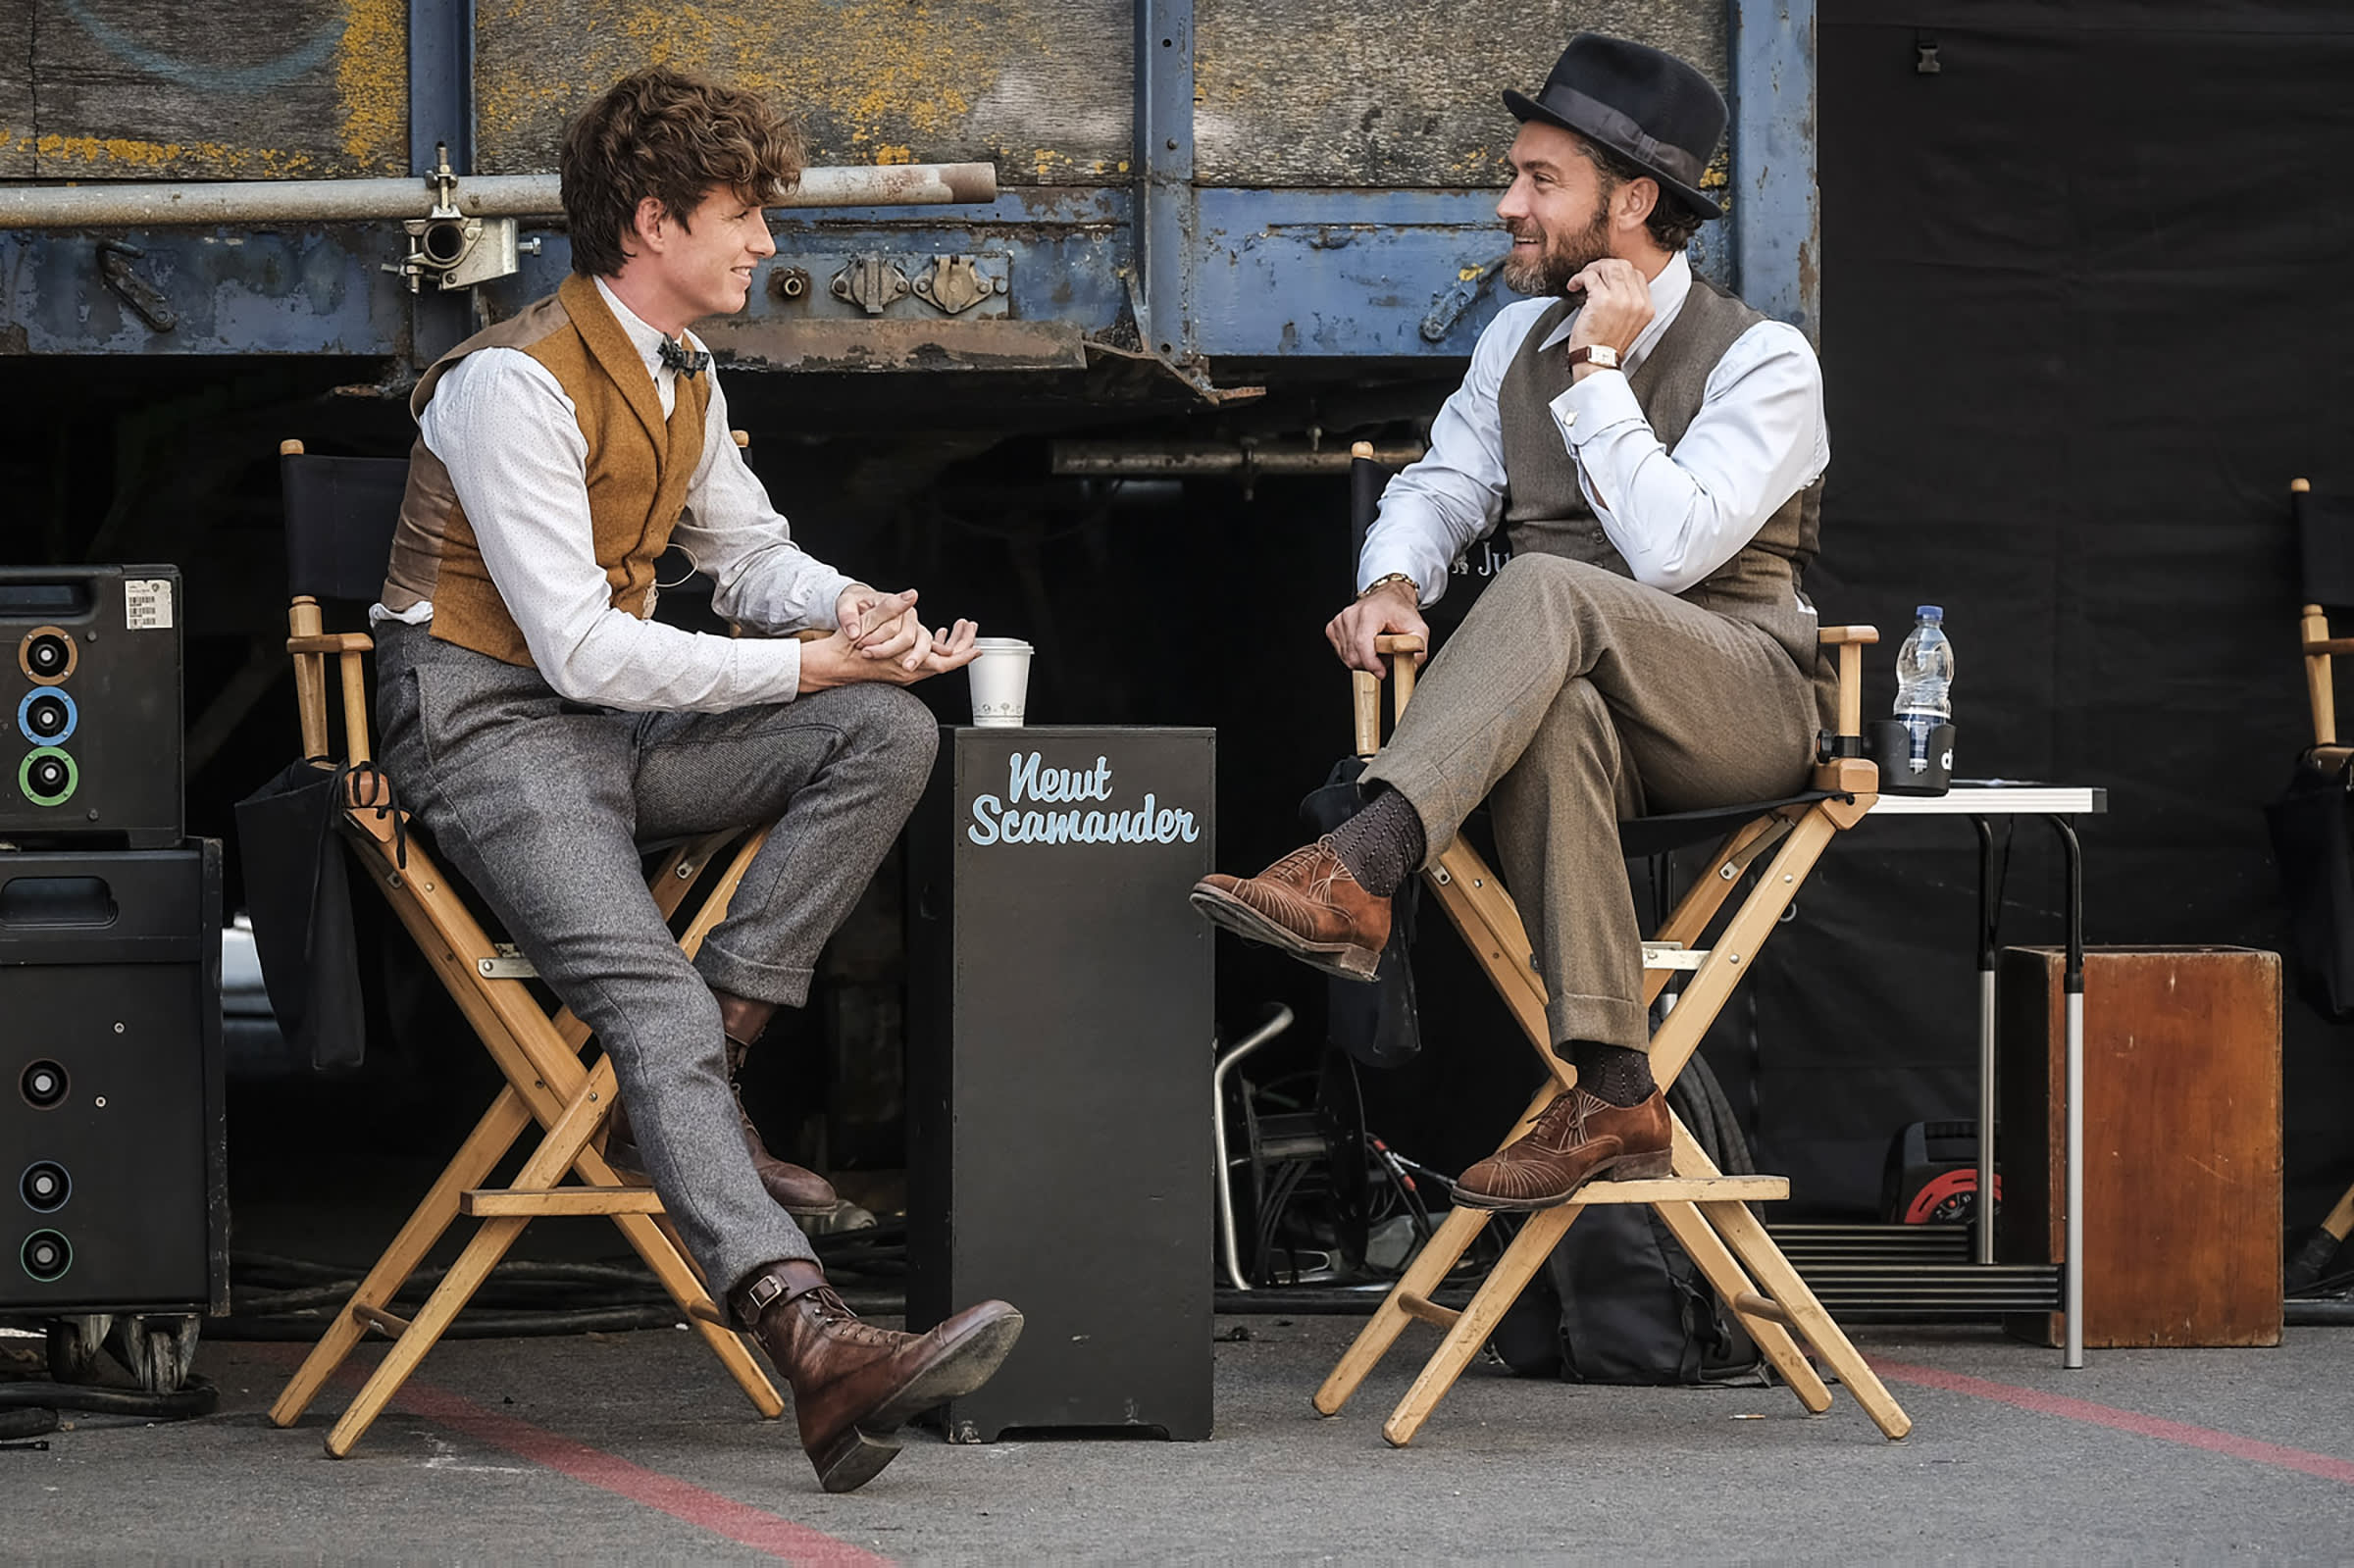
{"left": 1616, "top": 790, "right": 1835, "bottom": 859}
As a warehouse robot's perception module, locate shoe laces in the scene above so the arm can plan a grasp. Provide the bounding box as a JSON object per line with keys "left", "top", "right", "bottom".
{"left": 1266, "top": 835, "right": 1355, "bottom": 904}
{"left": 801, "top": 1287, "right": 900, "bottom": 1345}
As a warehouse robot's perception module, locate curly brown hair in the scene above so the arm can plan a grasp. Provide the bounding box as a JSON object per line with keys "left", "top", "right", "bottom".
{"left": 1575, "top": 134, "right": 1709, "bottom": 254}
{"left": 560, "top": 68, "right": 804, "bottom": 278}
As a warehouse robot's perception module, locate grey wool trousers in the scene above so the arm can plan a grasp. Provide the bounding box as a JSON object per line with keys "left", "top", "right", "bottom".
{"left": 375, "top": 620, "right": 937, "bottom": 1295}
{"left": 1360, "top": 554, "right": 1818, "bottom": 1052}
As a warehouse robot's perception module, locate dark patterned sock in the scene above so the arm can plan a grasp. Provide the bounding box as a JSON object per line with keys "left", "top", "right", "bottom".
{"left": 1328, "top": 786, "right": 1425, "bottom": 898}
{"left": 1568, "top": 1040, "right": 1658, "bottom": 1107}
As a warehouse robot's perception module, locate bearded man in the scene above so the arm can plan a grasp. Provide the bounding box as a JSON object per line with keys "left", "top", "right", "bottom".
{"left": 1192, "top": 34, "right": 1829, "bottom": 1210}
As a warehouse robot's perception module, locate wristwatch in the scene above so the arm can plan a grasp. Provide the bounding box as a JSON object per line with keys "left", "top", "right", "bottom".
{"left": 1358, "top": 572, "right": 1418, "bottom": 601}
{"left": 1564, "top": 344, "right": 1621, "bottom": 372}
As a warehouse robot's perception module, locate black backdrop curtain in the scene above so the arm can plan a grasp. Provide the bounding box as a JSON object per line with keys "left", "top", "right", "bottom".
{"left": 1691, "top": 1, "right": 2354, "bottom": 1219}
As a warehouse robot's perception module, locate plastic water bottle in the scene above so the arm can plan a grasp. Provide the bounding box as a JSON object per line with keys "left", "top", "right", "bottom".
{"left": 1893, "top": 606, "right": 1954, "bottom": 776}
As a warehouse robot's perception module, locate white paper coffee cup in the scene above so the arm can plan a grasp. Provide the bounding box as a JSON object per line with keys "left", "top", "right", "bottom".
{"left": 969, "top": 637, "right": 1035, "bottom": 727}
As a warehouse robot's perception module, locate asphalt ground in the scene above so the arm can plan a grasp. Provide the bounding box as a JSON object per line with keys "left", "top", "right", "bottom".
{"left": 5, "top": 1317, "right": 2351, "bottom": 1564}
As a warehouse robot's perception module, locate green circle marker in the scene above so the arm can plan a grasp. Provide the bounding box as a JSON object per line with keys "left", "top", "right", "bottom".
{"left": 20, "top": 746, "right": 77, "bottom": 806}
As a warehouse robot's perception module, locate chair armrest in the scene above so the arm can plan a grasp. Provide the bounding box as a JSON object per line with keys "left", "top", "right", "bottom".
{"left": 2304, "top": 637, "right": 2354, "bottom": 656}
{"left": 1372, "top": 633, "right": 1426, "bottom": 655}
{"left": 286, "top": 632, "right": 376, "bottom": 655}
{"left": 1820, "top": 624, "right": 1880, "bottom": 744}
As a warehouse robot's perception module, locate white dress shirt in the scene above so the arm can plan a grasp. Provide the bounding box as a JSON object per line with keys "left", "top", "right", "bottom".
{"left": 376, "top": 277, "right": 856, "bottom": 712}
{"left": 1358, "top": 251, "right": 1829, "bottom": 604}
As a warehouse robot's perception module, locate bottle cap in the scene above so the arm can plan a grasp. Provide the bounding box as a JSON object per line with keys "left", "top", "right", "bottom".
{"left": 1916, "top": 604, "right": 1943, "bottom": 621}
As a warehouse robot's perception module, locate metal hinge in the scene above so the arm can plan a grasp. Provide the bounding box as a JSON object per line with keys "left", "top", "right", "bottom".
{"left": 477, "top": 943, "right": 538, "bottom": 980}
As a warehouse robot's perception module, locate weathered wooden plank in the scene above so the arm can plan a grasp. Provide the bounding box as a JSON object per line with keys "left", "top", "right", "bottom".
{"left": 1197, "top": 0, "right": 1726, "bottom": 188}
{"left": 0, "top": 3, "right": 35, "bottom": 177}
{"left": 23, "top": 0, "right": 407, "bottom": 180}
{"left": 474, "top": 0, "right": 1132, "bottom": 184}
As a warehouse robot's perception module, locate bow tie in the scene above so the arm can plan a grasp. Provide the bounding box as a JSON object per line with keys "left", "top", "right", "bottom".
{"left": 657, "top": 336, "right": 709, "bottom": 379}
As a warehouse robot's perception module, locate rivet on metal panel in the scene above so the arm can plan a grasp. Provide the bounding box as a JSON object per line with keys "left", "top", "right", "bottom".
{"left": 771, "top": 267, "right": 810, "bottom": 301}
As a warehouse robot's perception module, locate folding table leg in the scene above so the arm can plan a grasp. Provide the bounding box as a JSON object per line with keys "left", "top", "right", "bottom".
{"left": 1381, "top": 1201, "right": 1582, "bottom": 1448}
{"left": 268, "top": 1084, "right": 531, "bottom": 1430}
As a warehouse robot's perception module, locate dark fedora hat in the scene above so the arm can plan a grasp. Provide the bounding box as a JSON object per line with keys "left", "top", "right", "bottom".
{"left": 1504, "top": 34, "right": 1726, "bottom": 221}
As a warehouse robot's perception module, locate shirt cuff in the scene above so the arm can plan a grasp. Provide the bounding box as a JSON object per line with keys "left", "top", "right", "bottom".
{"left": 808, "top": 570, "right": 860, "bottom": 632}
{"left": 741, "top": 633, "right": 805, "bottom": 703}
{"left": 1550, "top": 368, "right": 1646, "bottom": 449}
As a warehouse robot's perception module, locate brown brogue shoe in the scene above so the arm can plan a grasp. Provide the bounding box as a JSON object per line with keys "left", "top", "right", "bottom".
{"left": 1189, "top": 836, "right": 1391, "bottom": 982}
{"left": 601, "top": 1058, "right": 841, "bottom": 1220}
{"left": 734, "top": 1269, "right": 1024, "bottom": 1493}
{"left": 1452, "top": 1088, "right": 1672, "bottom": 1211}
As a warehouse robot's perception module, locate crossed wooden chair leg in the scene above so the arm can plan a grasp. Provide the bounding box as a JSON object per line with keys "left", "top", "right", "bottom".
{"left": 269, "top": 818, "right": 785, "bottom": 1457}
{"left": 1315, "top": 815, "right": 1912, "bottom": 1446}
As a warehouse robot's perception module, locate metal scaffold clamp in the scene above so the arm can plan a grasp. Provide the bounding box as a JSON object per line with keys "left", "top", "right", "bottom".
{"left": 383, "top": 142, "right": 537, "bottom": 294}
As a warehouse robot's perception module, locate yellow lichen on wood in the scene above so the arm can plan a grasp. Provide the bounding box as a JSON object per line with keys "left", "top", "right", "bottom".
{"left": 29, "top": 131, "right": 320, "bottom": 177}
{"left": 477, "top": 0, "right": 1041, "bottom": 166}
{"left": 336, "top": 0, "right": 408, "bottom": 167}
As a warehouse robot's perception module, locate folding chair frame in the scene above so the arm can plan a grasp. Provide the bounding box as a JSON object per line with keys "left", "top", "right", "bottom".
{"left": 2290, "top": 476, "right": 2354, "bottom": 1284}
{"left": 1314, "top": 626, "right": 1913, "bottom": 1446}
{"left": 263, "top": 559, "right": 783, "bottom": 1458}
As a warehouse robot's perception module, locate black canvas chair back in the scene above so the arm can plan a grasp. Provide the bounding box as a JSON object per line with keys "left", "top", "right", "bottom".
{"left": 279, "top": 448, "right": 410, "bottom": 603}
{"left": 2297, "top": 483, "right": 2354, "bottom": 613}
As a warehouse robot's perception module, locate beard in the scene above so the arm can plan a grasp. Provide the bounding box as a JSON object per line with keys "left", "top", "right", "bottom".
{"left": 1500, "top": 191, "right": 1614, "bottom": 296}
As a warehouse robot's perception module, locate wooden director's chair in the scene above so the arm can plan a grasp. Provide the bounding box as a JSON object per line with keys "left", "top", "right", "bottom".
{"left": 263, "top": 440, "right": 785, "bottom": 1456}
{"left": 2286, "top": 476, "right": 2354, "bottom": 1292}
{"left": 1315, "top": 451, "right": 1910, "bottom": 1446}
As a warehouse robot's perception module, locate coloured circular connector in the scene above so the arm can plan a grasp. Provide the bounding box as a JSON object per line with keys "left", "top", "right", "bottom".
{"left": 21, "top": 1230, "right": 71, "bottom": 1283}
{"left": 20, "top": 1061, "right": 68, "bottom": 1109}
{"left": 18, "top": 688, "right": 75, "bottom": 744}
{"left": 19, "top": 628, "right": 75, "bottom": 685}
{"left": 20, "top": 747, "right": 76, "bottom": 806}
{"left": 20, "top": 1163, "right": 69, "bottom": 1213}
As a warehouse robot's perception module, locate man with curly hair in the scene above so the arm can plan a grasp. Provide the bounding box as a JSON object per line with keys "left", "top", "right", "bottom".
{"left": 370, "top": 67, "right": 1019, "bottom": 1492}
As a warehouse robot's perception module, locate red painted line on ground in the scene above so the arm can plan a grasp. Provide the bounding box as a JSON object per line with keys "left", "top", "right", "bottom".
{"left": 387, "top": 1379, "right": 891, "bottom": 1566}
{"left": 250, "top": 1345, "right": 889, "bottom": 1565}
{"left": 1870, "top": 1357, "right": 2354, "bottom": 1487}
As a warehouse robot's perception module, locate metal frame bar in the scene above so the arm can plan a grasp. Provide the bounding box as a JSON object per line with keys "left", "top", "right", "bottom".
{"left": 1729, "top": 0, "right": 1820, "bottom": 337}
{"left": 1133, "top": 0, "right": 1197, "bottom": 365}
{"left": 407, "top": 0, "right": 477, "bottom": 360}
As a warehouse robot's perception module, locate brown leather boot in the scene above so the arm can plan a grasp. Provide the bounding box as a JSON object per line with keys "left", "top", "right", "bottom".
{"left": 732, "top": 1266, "right": 1023, "bottom": 1493}
{"left": 1452, "top": 1088, "right": 1673, "bottom": 1211}
{"left": 600, "top": 1043, "right": 840, "bottom": 1219}
{"left": 1189, "top": 836, "right": 1390, "bottom": 981}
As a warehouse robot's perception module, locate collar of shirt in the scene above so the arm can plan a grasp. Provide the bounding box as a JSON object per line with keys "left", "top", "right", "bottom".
{"left": 1537, "top": 249, "right": 1692, "bottom": 377}
{"left": 592, "top": 276, "right": 703, "bottom": 417}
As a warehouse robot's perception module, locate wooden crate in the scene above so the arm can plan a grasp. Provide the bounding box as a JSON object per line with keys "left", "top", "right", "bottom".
{"left": 1998, "top": 946, "right": 2283, "bottom": 1347}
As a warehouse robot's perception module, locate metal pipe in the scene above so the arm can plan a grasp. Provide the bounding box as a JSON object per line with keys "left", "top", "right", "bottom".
{"left": 0, "top": 163, "right": 998, "bottom": 229}
{"left": 1052, "top": 441, "right": 1428, "bottom": 478}
{"left": 1210, "top": 1004, "right": 1295, "bottom": 1292}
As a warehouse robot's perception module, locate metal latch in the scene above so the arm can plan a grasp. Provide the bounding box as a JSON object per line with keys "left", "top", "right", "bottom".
{"left": 97, "top": 241, "right": 177, "bottom": 332}
{"left": 477, "top": 943, "right": 538, "bottom": 980}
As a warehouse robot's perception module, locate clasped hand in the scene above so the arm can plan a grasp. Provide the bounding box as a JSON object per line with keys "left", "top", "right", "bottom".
{"left": 798, "top": 584, "right": 979, "bottom": 693}
{"left": 1325, "top": 579, "right": 1428, "bottom": 677}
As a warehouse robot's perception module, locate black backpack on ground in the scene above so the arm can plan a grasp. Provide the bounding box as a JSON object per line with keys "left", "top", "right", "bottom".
{"left": 1487, "top": 1052, "right": 1766, "bottom": 1386}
